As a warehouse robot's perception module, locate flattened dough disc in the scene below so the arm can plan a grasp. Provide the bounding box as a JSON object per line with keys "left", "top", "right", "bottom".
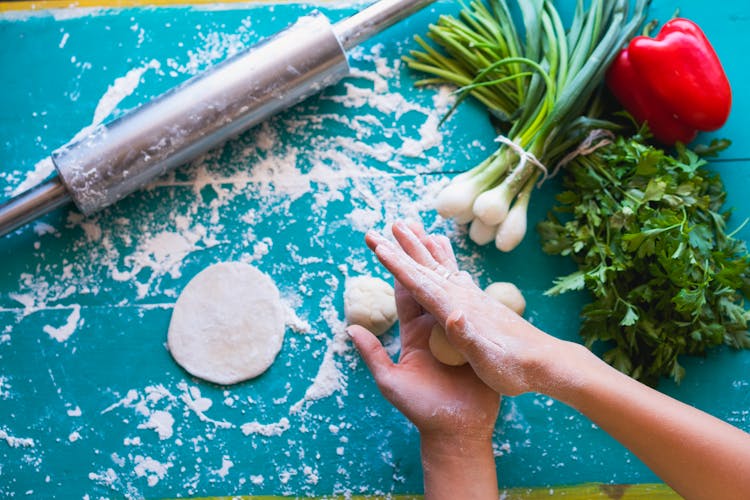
{"left": 168, "top": 262, "right": 285, "bottom": 385}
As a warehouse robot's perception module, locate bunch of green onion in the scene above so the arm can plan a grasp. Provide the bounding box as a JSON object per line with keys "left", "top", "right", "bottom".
{"left": 406, "top": 0, "right": 649, "bottom": 250}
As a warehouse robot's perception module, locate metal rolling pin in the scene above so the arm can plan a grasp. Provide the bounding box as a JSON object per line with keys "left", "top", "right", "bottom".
{"left": 0, "top": 0, "right": 436, "bottom": 237}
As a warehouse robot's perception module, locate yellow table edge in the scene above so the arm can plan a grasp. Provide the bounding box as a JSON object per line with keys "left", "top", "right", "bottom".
{"left": 0, "top": 0, "right": 304, "bottom": 13}
{"left": 175, "top": 483, "right": 681, "bottom": 499}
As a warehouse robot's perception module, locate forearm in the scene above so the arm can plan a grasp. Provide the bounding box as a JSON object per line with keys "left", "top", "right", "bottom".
{"left": 546, "top": 342, "right": 750, "bottom": 500}
{"left": 420, "top": 433, "right": 498, "bottom": 500}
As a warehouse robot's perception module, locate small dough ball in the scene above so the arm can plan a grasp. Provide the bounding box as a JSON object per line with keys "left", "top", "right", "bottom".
{"left": 168, "top": 262, "right": 285, "bottom": 385}
{"left": 485, "top": 281, "right": 526, "bottom": 315}
{"left": 429, "top": 324, "right": 467, "bottom": 366}
{"left": 344, "top": 275, "right": 397, "bottom": 336}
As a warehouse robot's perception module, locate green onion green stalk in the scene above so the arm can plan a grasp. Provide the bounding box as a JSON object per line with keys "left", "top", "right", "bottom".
{"left": 405, "top": 0, "right": 650, "bottom": 251}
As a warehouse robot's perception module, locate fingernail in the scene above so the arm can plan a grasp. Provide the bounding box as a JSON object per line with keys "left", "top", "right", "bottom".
{"left": 345, "top": 327, "right": 356, "bottom": 339}
{"left": 446, "top": 310, "right": 465, "bottom": 329}
{"left": 375, "top": 243, "right": 396, "bottom": 258}
{"left": 367, "top": 230, "right": 386, "bottom": 243}
{"left": 392, "top": 220, "right": 409, "bottom": 234}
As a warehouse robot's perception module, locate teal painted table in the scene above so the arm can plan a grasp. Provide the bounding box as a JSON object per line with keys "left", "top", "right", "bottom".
{"left": 1, "top": 1, "right": 748, "bottom": 497}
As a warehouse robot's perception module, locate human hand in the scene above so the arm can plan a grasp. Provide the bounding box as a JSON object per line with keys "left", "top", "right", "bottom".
{"left": 363, "top": 220, "right": 574, "bottom": 397}
{"left": 347, "top": 223, "right": 500, "bottom": 443}
{"left": 358, "top": 221, "right": 750, "bottom": 500}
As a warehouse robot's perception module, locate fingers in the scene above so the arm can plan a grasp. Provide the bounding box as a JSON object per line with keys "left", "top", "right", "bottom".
{"left": 405, "top": 221, "right": 459, "bottom": 272}
{"left": 398, "top": 310, "right": 434, "bottom": 353}
{"left": 365, "top": 232, "right": 453, "bottom": 319}
{"left": 431, "top": 234, "right": 459, "bottom": 272}
{"left": 369, "top": 221, "right": 456, "bottom": 276}
{"left": 364, "top": 220, "right": 467, "bottom": 322}
{"left": 347, "top": 325, "right": 395, "bottom": 385}
{"left": 444, "top": 310, "right": 524, "bottom": 396}
{"left": 392, "top": 221, "right": 443, "bottom": 271}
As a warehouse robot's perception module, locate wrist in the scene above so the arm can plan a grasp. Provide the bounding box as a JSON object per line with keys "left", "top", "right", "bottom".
{"left": 420, "top": 430, "right": 494, "bottom": 459}
{"left": 529, "top": 339, "right": 599, "bottom": 403}
{"left": 420, "top": 432, "right": 498, "bottom": 500}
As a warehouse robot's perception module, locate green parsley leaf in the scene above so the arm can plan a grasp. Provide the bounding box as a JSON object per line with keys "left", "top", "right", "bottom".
{"left": 539, "top": 134, "right": 750, "bottom": 385}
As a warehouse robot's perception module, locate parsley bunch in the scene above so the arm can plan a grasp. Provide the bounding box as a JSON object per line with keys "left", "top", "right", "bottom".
{"left": 538, "top": 132, "right": 750, "bottom": 385}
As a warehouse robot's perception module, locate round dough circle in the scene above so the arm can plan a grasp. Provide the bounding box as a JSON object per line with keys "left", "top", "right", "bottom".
{"left": 485, "top": 281, "right": 526, "bottom": 315}
{"left": 428, "top": 324, "right": 467, "bottom": 366}
{"left": 168, "top": 262, "right": 285, "bottom": 385}
{"left": 344, "top": 275, "right": 397, "bottom": 336}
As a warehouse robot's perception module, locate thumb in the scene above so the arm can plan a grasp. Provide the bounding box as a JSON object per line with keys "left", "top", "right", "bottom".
{"left": 445, "top": 310, "right": 524, "bottom": 396}
{"left": 347, "top": 325, "right": 395, "bottom": 387}
{"left": 444, "top": 309, "right": 475, "bottom": 351}
{"left": 444, "top": 310, "right": 496, "bottom": 367}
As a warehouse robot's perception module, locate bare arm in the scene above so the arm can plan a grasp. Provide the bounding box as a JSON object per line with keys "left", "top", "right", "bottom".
{"left": 365, "top": 220, "right": 750, "bottom": 500}
{"left": 546, "top": 344, "right": 750, "bottom": 500}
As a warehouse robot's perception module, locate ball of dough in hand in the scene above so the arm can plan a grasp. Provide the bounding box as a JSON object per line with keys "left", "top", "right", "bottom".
{"left": 429, "top": 323, "right": 467, "bottom": 366}
{"left": 344, "top": 275, "right": 397, "bottom": 336}
{"left": 484, "top": 281, "right": 526, "bottom": 315}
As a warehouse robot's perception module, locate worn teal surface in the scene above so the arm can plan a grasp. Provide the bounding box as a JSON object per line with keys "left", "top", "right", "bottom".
{"left": 0, "top": 0, "right": 749, "bottom": 498}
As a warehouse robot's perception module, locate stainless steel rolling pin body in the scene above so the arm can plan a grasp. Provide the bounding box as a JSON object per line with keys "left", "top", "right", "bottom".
{"left": 57, "top": 13, "right": 347, "bottom": 217}
{"left": 0, "top": 0, "right": 436, "bottom": 236}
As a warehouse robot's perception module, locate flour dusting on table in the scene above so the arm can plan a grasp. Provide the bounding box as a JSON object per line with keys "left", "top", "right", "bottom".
{"left": 0, "top": 7, "right": 498, "bottom": 498}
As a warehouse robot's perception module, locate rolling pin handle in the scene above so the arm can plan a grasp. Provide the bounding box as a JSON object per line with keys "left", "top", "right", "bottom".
{"left": 333, "top": 0, "right": 437, "bottom": 50}
{"left": 0, "top": 174, "right": 72, "bottom": 237}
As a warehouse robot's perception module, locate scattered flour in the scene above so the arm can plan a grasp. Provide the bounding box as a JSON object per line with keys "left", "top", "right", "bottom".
{"left": 9, "top": 158, "right": 56, "bottom": 198}
{"left": 42, "top": 304, "right": 81, "bottom": 342}
{"left": 87, "top": 60, "right": 161, "bottom": 138}
{"left": 102, "top": 385, "right": 179, "bottom": 442}
{"left": 33, "top": 222, "right": 57, "bottom": 237}
{"left": 303, "top": 464, "right": 319, "bottom": 485}
{"left": 166, "top": 29, "right": 249, "bottom": 76}
{"left": 100, "top": 382, "right": 238, "bottom": 446}
{"left": 88, "top": 467, "right": 118, "bottom": 488}
{"left": 284, "top": 300, "right": 313, "bottom": 335}
{"left": 177, "top": 382, "right": 233, "bottom": 430}
{"left": 211, "top": 455, "right": 234, "bottom": 479}
{"left": 291, "top": 294, "right": 351, "bottom": 414}
{"left": 240, "top": 417, "right": 291, "bottom": 437}
{"left": 137, "top": 410, "right": 175, "bottom": 440}
{"left": 0, "top": 428, "right": 35, "bottom": 448}
{"left": 133, "top": 455, "right": 172, "bottom": 487}
{"left": 124, "top": 436, "right": 142, "bottom": 446}
{"left": 0, "top": 377, "right": 10, "bottom": 400}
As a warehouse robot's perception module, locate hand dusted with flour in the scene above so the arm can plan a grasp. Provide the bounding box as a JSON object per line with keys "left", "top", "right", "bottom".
{"left": 348, "top": 221, "right": 501, "bottom": 499}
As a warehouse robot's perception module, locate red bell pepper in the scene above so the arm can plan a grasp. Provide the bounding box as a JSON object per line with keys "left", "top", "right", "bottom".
{"left": 606, "top": 18, "right": 732, "bottom": 145}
